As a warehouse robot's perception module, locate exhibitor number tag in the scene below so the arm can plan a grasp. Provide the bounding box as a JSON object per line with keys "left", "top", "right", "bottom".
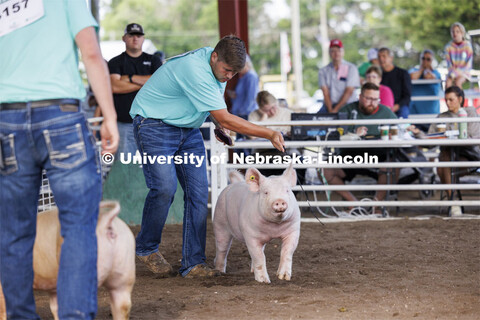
{"left": 0, "top": 0, "right": 44, "bottom": 37}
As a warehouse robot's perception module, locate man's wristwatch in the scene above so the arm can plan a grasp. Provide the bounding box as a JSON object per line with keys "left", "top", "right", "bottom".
{"left": 128, "top": 74, "right": 133, "bottom": 83}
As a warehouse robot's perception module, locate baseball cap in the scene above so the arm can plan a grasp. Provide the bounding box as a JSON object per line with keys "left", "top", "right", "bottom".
{"left": 124, "top": 23, "right": 144, "bottom": 35}
{"left": 367, "top": 48, "right": 378, "bottom": 61}
{"left": 329, "top": 39, "right": 343, "bottom": 48}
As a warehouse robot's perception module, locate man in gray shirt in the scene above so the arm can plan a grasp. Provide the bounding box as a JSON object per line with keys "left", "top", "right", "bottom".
{"left": 318, "top": 39, "right": 360, "bottom": 113}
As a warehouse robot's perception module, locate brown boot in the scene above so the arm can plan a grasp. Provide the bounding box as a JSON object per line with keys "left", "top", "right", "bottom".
{"left": 184, "top": 264, "right": 221, "bottom": 278}
{"left": 137, "top": 251, "right": 172, "bottom": 276}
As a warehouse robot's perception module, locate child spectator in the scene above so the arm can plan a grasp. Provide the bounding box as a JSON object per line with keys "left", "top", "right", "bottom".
{"left": 444, "top": 22, "right": 473, "bottom": 89}
{"left": 365, "top": 65, "right": 394, "bottom": 110}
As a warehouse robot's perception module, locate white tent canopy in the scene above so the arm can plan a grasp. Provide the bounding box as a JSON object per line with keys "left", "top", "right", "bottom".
{"left": 100, "top": 39, "right": 158, "bottom": 61}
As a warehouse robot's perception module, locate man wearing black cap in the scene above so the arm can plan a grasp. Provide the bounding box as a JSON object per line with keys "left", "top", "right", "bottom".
{"left": 108, "top": 23, "right": 162, "bottom": 156}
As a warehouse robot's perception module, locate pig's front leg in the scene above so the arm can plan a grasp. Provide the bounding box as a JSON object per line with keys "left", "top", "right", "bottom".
{"left": 245, "top": 240, "right": 270, "bottom": 284}
{"left": 277, "top": 232, "right": 300, "bottom": 281}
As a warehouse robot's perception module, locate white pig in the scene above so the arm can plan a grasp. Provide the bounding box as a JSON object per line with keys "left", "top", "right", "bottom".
{"left": 0, "top": 201, "right": 135, "bottom": 320}
{"left": 213, "top": 166, "right": 301, "bottom": 283}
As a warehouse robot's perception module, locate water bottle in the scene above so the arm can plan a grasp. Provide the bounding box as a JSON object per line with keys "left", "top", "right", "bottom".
{"left": 458, "top": 108, "right": 468, "bottom": 139}
{"left": 350, "top": 109, "right": 358, "bottom": 134}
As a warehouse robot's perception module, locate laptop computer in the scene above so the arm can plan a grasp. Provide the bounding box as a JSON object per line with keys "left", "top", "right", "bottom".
{"left": 291, "top": 112, "right": 347, "bottom": 140}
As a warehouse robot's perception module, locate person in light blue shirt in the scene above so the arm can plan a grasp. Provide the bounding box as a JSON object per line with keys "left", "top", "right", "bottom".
{"left": 0, "top": 0, "right": 118, "bottom": 319}
{"left": 409, "top": 49, "right": 442, "bottom": 115}
{"left": 409, "top": 49, "right": 442, "bottom": 131}
{"left": 227, "top": 55, "right": 259, "bottom": 119}
{"left": 130, "top": 35, "right": 285, "bottom": 278}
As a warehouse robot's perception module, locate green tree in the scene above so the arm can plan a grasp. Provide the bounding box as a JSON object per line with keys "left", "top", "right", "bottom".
{"left": 101, "top": 0, "right": 219, "bottom": 57}
{"left": 389, "top": 0, "right": 480, "bottom": 57}
{"left": 100, "top": 0, "right": 479, "bottom": 98}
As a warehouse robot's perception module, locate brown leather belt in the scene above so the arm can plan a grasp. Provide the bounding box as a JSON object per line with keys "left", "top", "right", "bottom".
{"left": 0, "top": 99, "right": 80, "bottom": 111}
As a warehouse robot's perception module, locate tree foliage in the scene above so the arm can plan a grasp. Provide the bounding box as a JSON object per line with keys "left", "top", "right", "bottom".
{"left": 101, "top": 0, "right": 219, "bottom": 56}
{"left": 100, "top": 0, "right": 480, "bottom": 96}
{"left": 389, "top": 0, "right": 480, "bottom": 56}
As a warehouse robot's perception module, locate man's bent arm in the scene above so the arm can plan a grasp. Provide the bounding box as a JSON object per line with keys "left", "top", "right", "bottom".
{"left": 321, "top": 87, "right": 333, "bottom": 112}
{"left": 128, "top": 75, "right": 152, "bottom": 86}
{"left": 332, "top": 86, "right": 354, "bottom": 113}
{"left": 210, "top": 109, "right": 285, "bottom": 152}
{"left": 110, "top": 74, "right": 142, "bottom": 94}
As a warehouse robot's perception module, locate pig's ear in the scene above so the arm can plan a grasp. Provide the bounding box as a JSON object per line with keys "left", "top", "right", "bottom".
{"left": 229, "top": 170, "right": 244, "bottom": 184}
{"left": 245, "top": 168, "right": 263, "bottom": 192}
{"left": 282, "top": 164, "right": 297, "bottom": 187}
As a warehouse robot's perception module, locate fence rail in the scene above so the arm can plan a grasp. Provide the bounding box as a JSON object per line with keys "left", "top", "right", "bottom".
{"left": 38, "top": 116, "right": 480, "bottom": 218}
{"left": 208, "top": 116, "right": 480, "bottom": 216}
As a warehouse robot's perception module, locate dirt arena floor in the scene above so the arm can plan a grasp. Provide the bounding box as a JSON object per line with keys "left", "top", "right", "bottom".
{"left": 34, "top": 215, "right": 480, "bottom": 320}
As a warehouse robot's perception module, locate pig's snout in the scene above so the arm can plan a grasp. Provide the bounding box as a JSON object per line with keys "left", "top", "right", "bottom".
{"left": 272, "top": 199, "right": 288, "bottom": 213}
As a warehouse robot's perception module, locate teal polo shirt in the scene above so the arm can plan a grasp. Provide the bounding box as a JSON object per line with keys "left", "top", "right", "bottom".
{"left": 130, "top": 47, "right": 227, "bottom": 128}
{"left": 0, "top": 0, "right": 97, "bottom": 102}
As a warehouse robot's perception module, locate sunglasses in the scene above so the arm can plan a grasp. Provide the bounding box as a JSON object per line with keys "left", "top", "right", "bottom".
{"left": 421, "top": 57, "right": 432, "bottom": 61}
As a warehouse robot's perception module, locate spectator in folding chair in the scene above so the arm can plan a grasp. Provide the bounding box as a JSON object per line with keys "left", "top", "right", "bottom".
{"left": 321, "top": 83, "right": 397, "bottom": 210}
{"left": 248, "top": 91, "right": 306, "bottom": 184}
{"left": 409, "top": 86, "right": 480, "bottom": 216}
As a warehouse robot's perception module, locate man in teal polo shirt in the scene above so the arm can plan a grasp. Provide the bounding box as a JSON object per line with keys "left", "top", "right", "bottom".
{"left": 130, "top": 35, "right": 285, "bottom": 278}
{"left": 0, "top": 0, "right": 118, "bottom": 318}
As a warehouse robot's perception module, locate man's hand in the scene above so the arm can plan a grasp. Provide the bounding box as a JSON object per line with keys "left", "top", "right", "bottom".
{"left": 256, "top": 108, "right": 269, "bottom": 121}
{"left": 214, "top": 128, "right": 233, "bottom": 146}
{"left": 406, "top": 125, "right": 421, "bottom": 135}
{"left": 269, "top": 131, "right": 285, "bottom": 152}
{"left": 355, "top": 126, "right": 368, "bottom": 137}
{"left": 100, "top": 118, "right": 119, "bottom": 155}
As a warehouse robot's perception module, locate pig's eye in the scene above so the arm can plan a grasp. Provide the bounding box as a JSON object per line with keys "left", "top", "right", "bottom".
{"left": 264, "top": 191, "right": 269, "bottom": 195}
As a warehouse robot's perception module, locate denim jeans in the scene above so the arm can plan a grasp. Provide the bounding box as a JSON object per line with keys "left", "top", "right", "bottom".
{"left": 0, "top": 104, "right": 101, "bottom": 319}
{"left": 116, "top": 121, "right": 138, "bottom": 158}
{"left": 133, "top": 115, "right": 208, "bottom": 276}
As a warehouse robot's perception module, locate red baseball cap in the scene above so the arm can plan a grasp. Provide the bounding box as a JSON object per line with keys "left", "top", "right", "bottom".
{"left": 329, "top": 39, "right": 343, "bottom": 48}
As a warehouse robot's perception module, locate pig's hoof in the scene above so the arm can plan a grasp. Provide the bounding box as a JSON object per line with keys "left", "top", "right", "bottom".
{"left": 255, "top": 277, "right": 271, "bottom": 284}
{"left": 277, "top": 272, "right": 291, "bottom": 281}
{"left": 254, "top": 273, "right": 271, "bottom": 284}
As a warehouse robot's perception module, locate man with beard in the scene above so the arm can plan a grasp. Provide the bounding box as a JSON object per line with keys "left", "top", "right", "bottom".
{"left": 322, "top": 82, "right": 397, "bottom": 203}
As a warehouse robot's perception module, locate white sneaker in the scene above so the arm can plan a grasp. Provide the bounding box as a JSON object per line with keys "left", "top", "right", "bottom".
{"left": 450, "top": 205, "right": 462, "bottom": 217}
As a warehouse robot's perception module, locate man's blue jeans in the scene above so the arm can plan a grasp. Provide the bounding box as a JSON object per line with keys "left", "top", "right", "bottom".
{"left": 0, "top": 104, "right": 101, "bottom": 319}
{"left": 116, "top": 121, "right": 138, "bottom": 157}
{"left": 133, "top": 116, "right": 208, "bottom": 276}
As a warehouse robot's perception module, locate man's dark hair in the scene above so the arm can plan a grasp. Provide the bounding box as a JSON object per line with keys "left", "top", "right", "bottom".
{"left": 213, "top": 35, "right": 246, "bottom": 72}
{"left": 445, "top": 86, "right": 465, "bottom": 107}
{"left": 361, "top": 82, "right": 379, "bottom": 94}
{"left": 378, "top": 47, "right": 393, "bottom": 57}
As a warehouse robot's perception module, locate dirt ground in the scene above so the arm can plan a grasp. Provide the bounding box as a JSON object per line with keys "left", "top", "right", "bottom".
{"left": 34, "top": 216, "right": 480, "bottom": 320}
